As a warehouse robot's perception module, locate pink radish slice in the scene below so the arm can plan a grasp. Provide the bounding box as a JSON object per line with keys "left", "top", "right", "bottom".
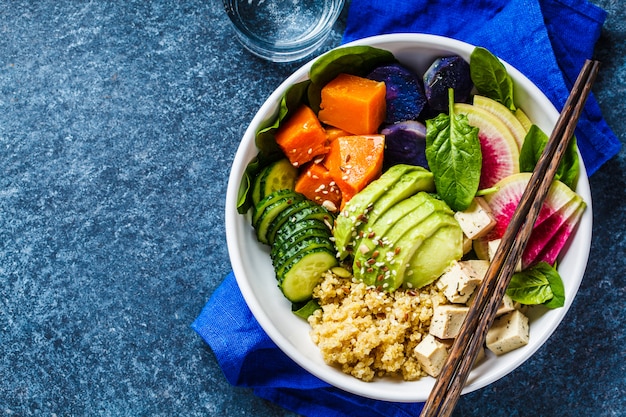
{"left": 529, "top": 202, "right": 586, "bottom": 267}
{"left": 454, "top": 103, "right": 519, "bottom": 189}
{"left": 522, "top": 197, "right": 586, "bottom": 268}
{"left": 482, "top": 173, "right": 585, "bottom": 268}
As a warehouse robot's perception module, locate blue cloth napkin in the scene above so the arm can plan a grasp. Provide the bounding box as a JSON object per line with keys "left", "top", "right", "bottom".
{"left": 342, "top": 0, "right": 621, "bottom": 175}
{"left": 193, "top": 1, "right": 619, "bottom": 416}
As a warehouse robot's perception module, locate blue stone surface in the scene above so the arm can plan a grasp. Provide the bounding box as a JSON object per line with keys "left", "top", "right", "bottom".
{"left": 0, "top": 1, "right": 623, "bottom": 416}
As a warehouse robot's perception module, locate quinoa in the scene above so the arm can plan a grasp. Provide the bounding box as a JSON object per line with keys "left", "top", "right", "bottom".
{"left": 308, "top": 269, "right": 448, "bottom": 382}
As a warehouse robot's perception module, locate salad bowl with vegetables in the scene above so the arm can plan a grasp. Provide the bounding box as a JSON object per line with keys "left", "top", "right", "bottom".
{"left": 225, "top": 34, "right": 592, "bottom": 402}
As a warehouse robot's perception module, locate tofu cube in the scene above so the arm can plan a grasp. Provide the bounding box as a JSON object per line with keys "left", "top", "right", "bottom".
{"left": 486, "top": 310, "right": 529, "bottom": 355}
{"left": 487, "top": 239, "right": 522, "bottom": 272}
{"left": 414, "top": 334, "right": 449, "bottom": 377}
{"left": 473, "top": 346, "right": 486, "bottom": 367}
{"left": 465, "top": 289, "right": 517, "bottom": 318}
{"left": 463, "top": 235, "right": 473, "bottom": 255}
{"left": 429, "top": 304, "right": 469, "bottom": 339}
{"left": 495, "top": 294, "right": 516, "bottom": 317}
{"left": 464, "top": 259, "right": 490, "bottom": 279}
{"left": 454, "top": 197, "right": 496, "bottom": 239}
{"left": 436, "top": 261, "right": 484, "bottom": 303}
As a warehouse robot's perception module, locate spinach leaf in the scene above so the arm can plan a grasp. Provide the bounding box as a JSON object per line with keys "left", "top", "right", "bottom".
{"left": 425, "top": 89, "right": 482, "bottom": 211}
{"left": 307, "top": 45, "right": 396, "bottom": 112}
{"left": 506, "top": 261, "right": 565, "bottom": 308}
{"left": 237, "top": 80, "right": 310, "bottom": 214}
{"left": 292, "top": 299, "right": 321, "bottom": 319}
{"left": 470, "top": 47, "right": 516, "bottom": 111}
{"left": 543, "top": 263, "right": 566, "bottom": 309}
{"left": 255, "top": 80, "right": 311, "bottom": 156}
{"left": 519, "top": 124, "right": 580, "bottom": 190}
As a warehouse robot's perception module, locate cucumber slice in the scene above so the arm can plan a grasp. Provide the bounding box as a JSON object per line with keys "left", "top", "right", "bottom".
{"left": 253, "top": 190, "right": 304, "bottom": 244}
{"left": 273, "top": 218, "right": 331, "bottom": 248}
{"left": 278, "top": 248, "right": 338, "bottom": 303}
{"left": 253, "top": 189, "right": 301, "bottom": 222}
{"left": 261, "top": 158, "right": 298, "bottom": 197}
{"left": 252, "top": 158, "right": 298, "bottom": 206}
{"left": 272, "top": 236, "right": 335, "bottom": 273}
{"left": 266, "top": 200, "right": 333, "bottom": 246}
{"left": 251, "top": 170, "right": 264, "bottom": 208}
{"left": 271, "top": 226, "right": 331, "bottom": 260}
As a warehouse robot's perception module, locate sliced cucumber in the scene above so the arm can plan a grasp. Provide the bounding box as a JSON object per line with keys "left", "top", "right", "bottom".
{"left": 253, "top": 189, "right": 301, "bottom": 222}
{"left": 272, "top": 236, "right": 336, "bottom": 274}
{"left": 273, "top": 218, "right": 331, "bottom": 249}
{"left": 266, "top": 200, "right": 332, "bottom": 246}
{"left": 253, "top": 190, "right": 304, "bottom": 244}
{"left": 252, "top": 158, "right": 298, "bottom": 206}
{"left": 271, "top": 226, "right": 331, "bottom": 261}
{"left": 251, "top": 170, "right": 264, "bottom": 208}
{"left": 278, "top": 248, "right": 338, "bottom": 303}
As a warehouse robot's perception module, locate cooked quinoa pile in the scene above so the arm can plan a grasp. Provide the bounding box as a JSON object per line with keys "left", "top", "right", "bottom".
{"left": 308, "top": 269, "right": 448, "bottom": 382}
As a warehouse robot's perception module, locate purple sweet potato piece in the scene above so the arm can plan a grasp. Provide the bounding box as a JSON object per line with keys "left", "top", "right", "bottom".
{"left": 380, "top": 120, "right": 429, "bottom": 170}
{"left": 367, "top": 63, "right": 427, "bottom": 124}
{"left": 423, "top": 56, "right": 473, "bottom": 112}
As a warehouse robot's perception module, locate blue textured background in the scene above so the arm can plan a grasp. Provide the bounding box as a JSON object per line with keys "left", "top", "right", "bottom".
{"left": 0, "top": 0, "right": 623, "bottom": 415}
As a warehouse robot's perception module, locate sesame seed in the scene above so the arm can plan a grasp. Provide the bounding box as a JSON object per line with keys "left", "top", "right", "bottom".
{"left": 322, "top": 200, "right": 337, "bottom": 212}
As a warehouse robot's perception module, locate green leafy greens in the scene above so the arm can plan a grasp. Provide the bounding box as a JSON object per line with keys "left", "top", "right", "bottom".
{"left": 519, "top": 124, "right": 580, "bottom": 190}
{"left": 425, "top": 89, "right": 482, "bottom": 211}
{"left": 237, "top": 80, "right": 310, "bottom": 213}
{"left": 506, "top": 261, "right": 565, "bottom": 308}
{"left": 470, "top": 47, "right": 516, "bottom": 111}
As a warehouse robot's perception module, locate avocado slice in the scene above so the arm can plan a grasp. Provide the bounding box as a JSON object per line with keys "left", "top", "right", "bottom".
{"left": 333, "top": 164, "right": 434, "bottom": 260}
{"left": 353, "top": 192, "right": 453, "bottom": 291}
{"left": 404, "top": 222, "right": 464, "bottom": 289}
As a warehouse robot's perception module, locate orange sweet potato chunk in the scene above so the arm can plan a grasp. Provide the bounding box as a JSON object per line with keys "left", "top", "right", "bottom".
{"left": 325, "top": 134, "right": 385, "bottom": 205}
{"left": 318, "top": 73, "right": 386, "bottom": 135}
{"left": 275, "top": 104, "right": 329, "bottom": 167}
{"left": 325, "top": 126, "right": 350, "bottom": 143}
{"left": 295, "top": 162, "right": 342, "bottom": 212}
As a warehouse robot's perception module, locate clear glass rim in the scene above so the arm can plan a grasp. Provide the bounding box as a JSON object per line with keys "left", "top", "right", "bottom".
{"left": 223, "top": 0, "right": 345, "bottom": 62}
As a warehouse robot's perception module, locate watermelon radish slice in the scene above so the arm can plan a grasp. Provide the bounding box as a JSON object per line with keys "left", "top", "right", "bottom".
{"left": 481, "top": 173, "right": 586, "bottom": 268}
{"left": 530, "top": 202, "right": 586, "bottom": 267}
{"left": 514, "top": 107, "right": 533, "bottom": 131}
{"left": 454, "top": 103, "right": 520, "bottom": 189}
{"left": 473, "top": 95, "right": 528, "bottom": 148}
{"left": 522, "top": 197, "right": 586, "bottom": 267}
{"left": 484, "top": 173, "right": 580, "bottom": 239}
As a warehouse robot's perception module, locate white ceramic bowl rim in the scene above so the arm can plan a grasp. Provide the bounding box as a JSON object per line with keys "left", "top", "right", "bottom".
{"left": 225, "top": 33, "right": 592, "bottom": 403}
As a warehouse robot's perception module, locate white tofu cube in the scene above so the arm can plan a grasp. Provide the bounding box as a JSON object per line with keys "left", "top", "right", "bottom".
{"left": 436, "top": 261, "right": 484, "bottom": 303}
{"left": 463, "top": 235, "right": 473, "bottom": 255}
{"left": 465, "top": 288, "right": 517, "bottom": 317}
{"left": 486, "top": 310, "right": 529, "bottom": 355}
{"left": 487, "top": 239, "right": 522, "bottom": 272}
{"left": 473, "top": 346, "right": 486, "bottom": 367}
{"left": 495, "top": 294, "right": 516, "bottom": 317}
{"left": 454, "top": 197, "right": 496, "bottom": 239}
{"left": 465, "top": 259, "right": 490, "bottom": 279}
{"left": 414, "top": 334, "right": 449, "bottom": 377}
{"left": 429, "top": 304, "right": 469, "bottom": 339}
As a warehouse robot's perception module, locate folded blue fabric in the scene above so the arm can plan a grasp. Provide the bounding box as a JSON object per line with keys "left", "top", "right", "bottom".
{"left": 342, "top": 0, "right": 621, "bottom": 175}
{"left": 192, "top": 272, "right": 425, "bottom": 417}
{"left": 193, "top": 1, "right": 619, "bottom": 416}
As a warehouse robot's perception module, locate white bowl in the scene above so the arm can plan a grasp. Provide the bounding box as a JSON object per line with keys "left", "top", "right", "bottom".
{"left": 225, "top": 34, "right": 592, "bottom": 402}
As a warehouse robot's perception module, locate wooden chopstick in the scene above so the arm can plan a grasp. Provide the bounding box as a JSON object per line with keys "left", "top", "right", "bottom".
{"left": 419, "top": 59, "right": 601, "bottom": 417}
